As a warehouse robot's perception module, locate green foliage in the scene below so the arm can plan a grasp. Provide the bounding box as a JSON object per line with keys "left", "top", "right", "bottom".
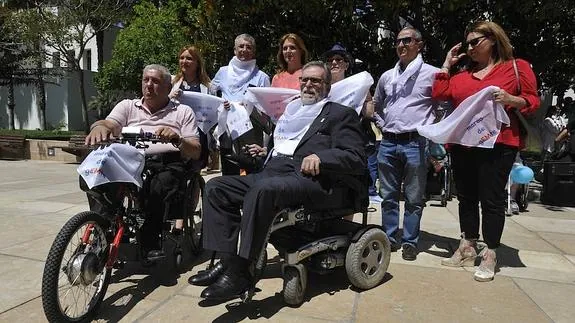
{"left": 98, "top": 0, "right": 574, "bottom": 98}
{"left": 96, "top": 0, "right": 191, "bottom": 94}
{"left": 0, "top": 129, "right": 83, "bottom": 140}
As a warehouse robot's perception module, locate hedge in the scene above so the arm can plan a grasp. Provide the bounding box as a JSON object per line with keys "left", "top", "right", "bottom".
{"left": 0, "top": 129, "right": 84, "bottom": 141}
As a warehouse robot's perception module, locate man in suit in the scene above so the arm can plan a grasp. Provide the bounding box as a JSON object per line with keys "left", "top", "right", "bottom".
{"left": 191, "top": 61, "right": 367, "bottom": 300}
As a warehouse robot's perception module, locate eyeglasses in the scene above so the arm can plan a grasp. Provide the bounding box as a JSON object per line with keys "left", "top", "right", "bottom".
{"left": 299, "top": 77, "right": 324, "bottom": 85}
{"left": 395, "top": 37, "right": 415, "bottom": 47}
{"left": 327, "top": 57, "right": 345, "bottom": 64}
{"left": 464, "top": 36, "right": 487, "bottom": 48}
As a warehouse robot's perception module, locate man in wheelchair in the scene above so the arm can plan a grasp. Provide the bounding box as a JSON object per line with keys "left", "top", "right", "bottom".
{"left": 83, "top": 64, "right": 202, "bottom": 260}
{"left": 191, "top": 61, "right": 367, "bottom": 301}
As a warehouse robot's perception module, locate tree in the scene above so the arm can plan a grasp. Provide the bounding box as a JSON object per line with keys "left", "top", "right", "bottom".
{"left": 96, "top": 0, "right": 190, "bottom": 96}
{"left": 6, "top": 0, "right": 132, "bottom": 132}
{"left": 0, "top": 2, "right": 58, "bottom": 130}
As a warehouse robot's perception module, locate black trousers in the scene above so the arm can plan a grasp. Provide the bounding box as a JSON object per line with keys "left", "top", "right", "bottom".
{"left": 202, "top": 157, "right": 334, "bottom": 260}
{"left": 451, "top": 144, "right": 517, "bottom": 248}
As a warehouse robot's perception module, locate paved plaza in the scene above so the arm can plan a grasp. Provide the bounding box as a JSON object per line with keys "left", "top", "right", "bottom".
{"left": 0, "top": 160, "right": 574, "bottom": 322}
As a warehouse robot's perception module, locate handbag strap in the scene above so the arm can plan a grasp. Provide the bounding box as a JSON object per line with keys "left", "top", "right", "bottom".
{"left": 512, "top": 59, "right": 521, "bottom": 95}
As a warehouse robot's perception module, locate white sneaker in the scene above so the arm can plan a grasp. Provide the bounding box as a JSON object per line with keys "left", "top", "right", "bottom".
{"left": 510, "top": 200, "right": 519, "bottom": 215}
{"left": 474, "top": 248, "right": 497, "bottom": 282}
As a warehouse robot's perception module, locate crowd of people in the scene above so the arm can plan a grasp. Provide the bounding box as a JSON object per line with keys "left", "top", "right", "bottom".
{"left": 84, "top": 20, "right": 548, "bottom": 302}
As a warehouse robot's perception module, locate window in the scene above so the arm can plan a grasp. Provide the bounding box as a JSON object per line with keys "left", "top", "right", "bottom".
{"left": 51, "top": 52, "right": 60, "bottom": 68}
{"left": 84, "top": 49, "right": 92, "bottom": 70}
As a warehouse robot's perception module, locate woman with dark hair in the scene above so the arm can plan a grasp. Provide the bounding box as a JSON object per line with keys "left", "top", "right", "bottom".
{"left": 271, "top": 33, "right": 309, "bottom": 90}
{"left": 433, "top": 21, "right": 540, "bottom": 281}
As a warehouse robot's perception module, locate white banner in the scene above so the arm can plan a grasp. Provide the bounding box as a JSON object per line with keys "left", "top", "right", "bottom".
{"left": 417, "top": 86, "right": 511, "bottom": 148}
{"left": 78, "top": 143, "right": 145, "bottom": 189}
{"left": 328, "top": 71, "right": 374, "bottom": 114}
{"left": 223, "top": 102, "right": 253, "bottom": 140}
{"left": 244, "top": 87, "right": 299, "bottom": 123}
{"left": 178, "top": 91, "right": 224, "bottom": 134}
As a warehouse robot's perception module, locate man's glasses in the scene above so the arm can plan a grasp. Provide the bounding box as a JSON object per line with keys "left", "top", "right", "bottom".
{"left": 299, "top": 77, "right": 324, "bottom": 85}
{"left": 395, "top": 37, "right": 414, "bottom": 47}
{"left": 464, "top": 36, "right": 487, "bottom": 48}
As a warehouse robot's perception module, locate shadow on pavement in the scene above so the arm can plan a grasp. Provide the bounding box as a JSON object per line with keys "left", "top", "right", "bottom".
{"left": 210, "top": 256, "right": 393, "bottom": 322}
{"left": 418, "top": 230, "right": 526, "bottom": 268}
{"left": 91, "top": 244, "right": 212, "bottom": 322}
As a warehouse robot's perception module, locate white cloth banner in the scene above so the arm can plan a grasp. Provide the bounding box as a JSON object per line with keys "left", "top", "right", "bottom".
{"left": 273, "top": 98, "right": 327, "bottom": 156}
{"left": 221, "top": 102, "right": 253, "bottom": 140}
{"left": 328, "top": 71, "right": 374, "bottom": 114}
{"left": 178, "top": 91, "right": 224, "bottom": 134}
{"left": 244, "top": 87, "right": 299, "bottom": 123}
{"left": 77, "top": 143, "right": 145, "bottom": 189}
{"left": 417, "top": 86, "right": 510, "bottom": 148}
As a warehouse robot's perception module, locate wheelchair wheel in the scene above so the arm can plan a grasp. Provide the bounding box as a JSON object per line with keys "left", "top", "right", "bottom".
{"left": 182, "top": 173, "right": 204, "bottom": 256}
{"left": 283, "top": 266, "right": 307, "bottom": 306}
{"left": 345, "top": 228, "right": 390, "bottom": 290}
{"left": 41, "top": 211, "right": 111, "bottom": 323}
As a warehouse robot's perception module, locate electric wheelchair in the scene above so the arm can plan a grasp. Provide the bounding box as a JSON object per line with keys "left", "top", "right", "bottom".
{"left": 244, "top": 174, "right": 392, "bottom": 306}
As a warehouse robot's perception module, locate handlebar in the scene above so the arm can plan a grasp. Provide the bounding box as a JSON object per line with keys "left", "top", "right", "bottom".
{"left": 88, "top": 132, "right": 179, "bottom": 149}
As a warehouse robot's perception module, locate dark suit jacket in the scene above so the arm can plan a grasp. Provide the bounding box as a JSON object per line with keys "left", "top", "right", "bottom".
{"left": 265, "top": 101, "right": 368, "bottom": 208}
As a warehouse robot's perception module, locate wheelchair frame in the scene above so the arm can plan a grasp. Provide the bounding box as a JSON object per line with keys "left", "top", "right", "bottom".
{"left": 243, "top": 204, "right": 391, "bottom": 306}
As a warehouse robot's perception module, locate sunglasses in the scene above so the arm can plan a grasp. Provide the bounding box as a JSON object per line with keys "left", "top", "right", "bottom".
{"left": 299, "top": 77, "right": 324, "bottom": 85}
{"left": 327, "top": 57, "right": 345, "bottom": 64}
{"left": 464, "top": 36, "right": 487, "bottom": 48}
{"left": 395, "top": 37, "right": 415, "bottom": 47}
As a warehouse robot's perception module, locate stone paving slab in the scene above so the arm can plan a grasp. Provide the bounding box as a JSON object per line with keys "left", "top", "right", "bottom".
{"left": 1, "top": 160, "right": 575, "bottom": 322}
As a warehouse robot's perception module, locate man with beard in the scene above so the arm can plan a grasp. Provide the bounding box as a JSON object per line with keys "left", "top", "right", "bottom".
{"left": 211, "top": 34, "right": 270, "bottom": 175}
{"left": 190, "top": 61, "right": 367, "bottom": 301}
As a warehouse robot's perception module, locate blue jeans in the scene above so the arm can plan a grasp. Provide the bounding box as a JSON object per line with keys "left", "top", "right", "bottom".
{"left": 368, "top": 141, "right": 381, "bottom": 196}
{"left": 377, "top": 136, "right": 428, "bottom": 246}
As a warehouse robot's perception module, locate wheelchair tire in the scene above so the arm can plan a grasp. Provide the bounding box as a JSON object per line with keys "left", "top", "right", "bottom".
{"left": 283, "top": 266, "right": 307, "bottom": 306}
{"left": 41, "top": 211, "right": 111, "bottom": 323}
{"left": 345, "top": 228, "right": 390, "bottom": 290}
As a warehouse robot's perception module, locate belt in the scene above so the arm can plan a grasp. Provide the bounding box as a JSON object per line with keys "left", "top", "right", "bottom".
{"left": 382, "top": 131, "right": 420, "bottom": 141}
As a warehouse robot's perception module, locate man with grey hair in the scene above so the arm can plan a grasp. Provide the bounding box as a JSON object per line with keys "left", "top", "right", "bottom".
{"left": 373, "top": 27, "right": 439, "bottom": 261}
{"left": 189, "top": 61, "right": 366, "bottom": 301}
{"left": 85, "top": 64, "right": 202, "bottom": 260}
{"left": 211, "top": 33, "right": 271, "bottom": 175}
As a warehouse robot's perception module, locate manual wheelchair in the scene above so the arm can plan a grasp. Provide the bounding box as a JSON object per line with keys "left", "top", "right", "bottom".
{"left": 240, "top": 176, "right": 392, "bottom": 306}
{"left": 40, "top": 133, "right": 204, "bottom": 322}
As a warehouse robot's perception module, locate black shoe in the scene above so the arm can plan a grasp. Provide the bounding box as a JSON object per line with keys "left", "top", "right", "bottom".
{"left": 146, "top": 249, "right": 165, "bottom": 262}
{"left": 188, "top": 261, "right": 226, "bottom": 286}
{"left": 200, "top": 272, "right": 251, "bottom": 300}
{"left": 402, "top": 244, "right": 417, "bottom": 261}
{"left": 390, "top": 242, "right": 401, "bottom": 252}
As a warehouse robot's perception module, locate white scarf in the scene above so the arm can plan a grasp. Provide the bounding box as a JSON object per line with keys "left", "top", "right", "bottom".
{"left": 417, "top": 86, "right": 510, "bottom": 148}
{"left": 389, "top": 54, "right": 423, "bottom": 93}
{"left": 273, "top": 98, "right": 328, "bottom": 157}
{"left": 225, "top": 56, "right": 257, "bottom": 95}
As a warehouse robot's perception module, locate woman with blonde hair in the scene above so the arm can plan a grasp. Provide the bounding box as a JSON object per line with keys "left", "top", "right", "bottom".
{"left": 170, "top": 45, "right": 217, "bottom": 172}
{"left": 271, "top": 33, "right": 309, "bottom": 89}
{"left": 170, "top": 45, "right": 211, "bottom": 97}
{"left": 433, "top": 21, "right": 540, "bottom": 281}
